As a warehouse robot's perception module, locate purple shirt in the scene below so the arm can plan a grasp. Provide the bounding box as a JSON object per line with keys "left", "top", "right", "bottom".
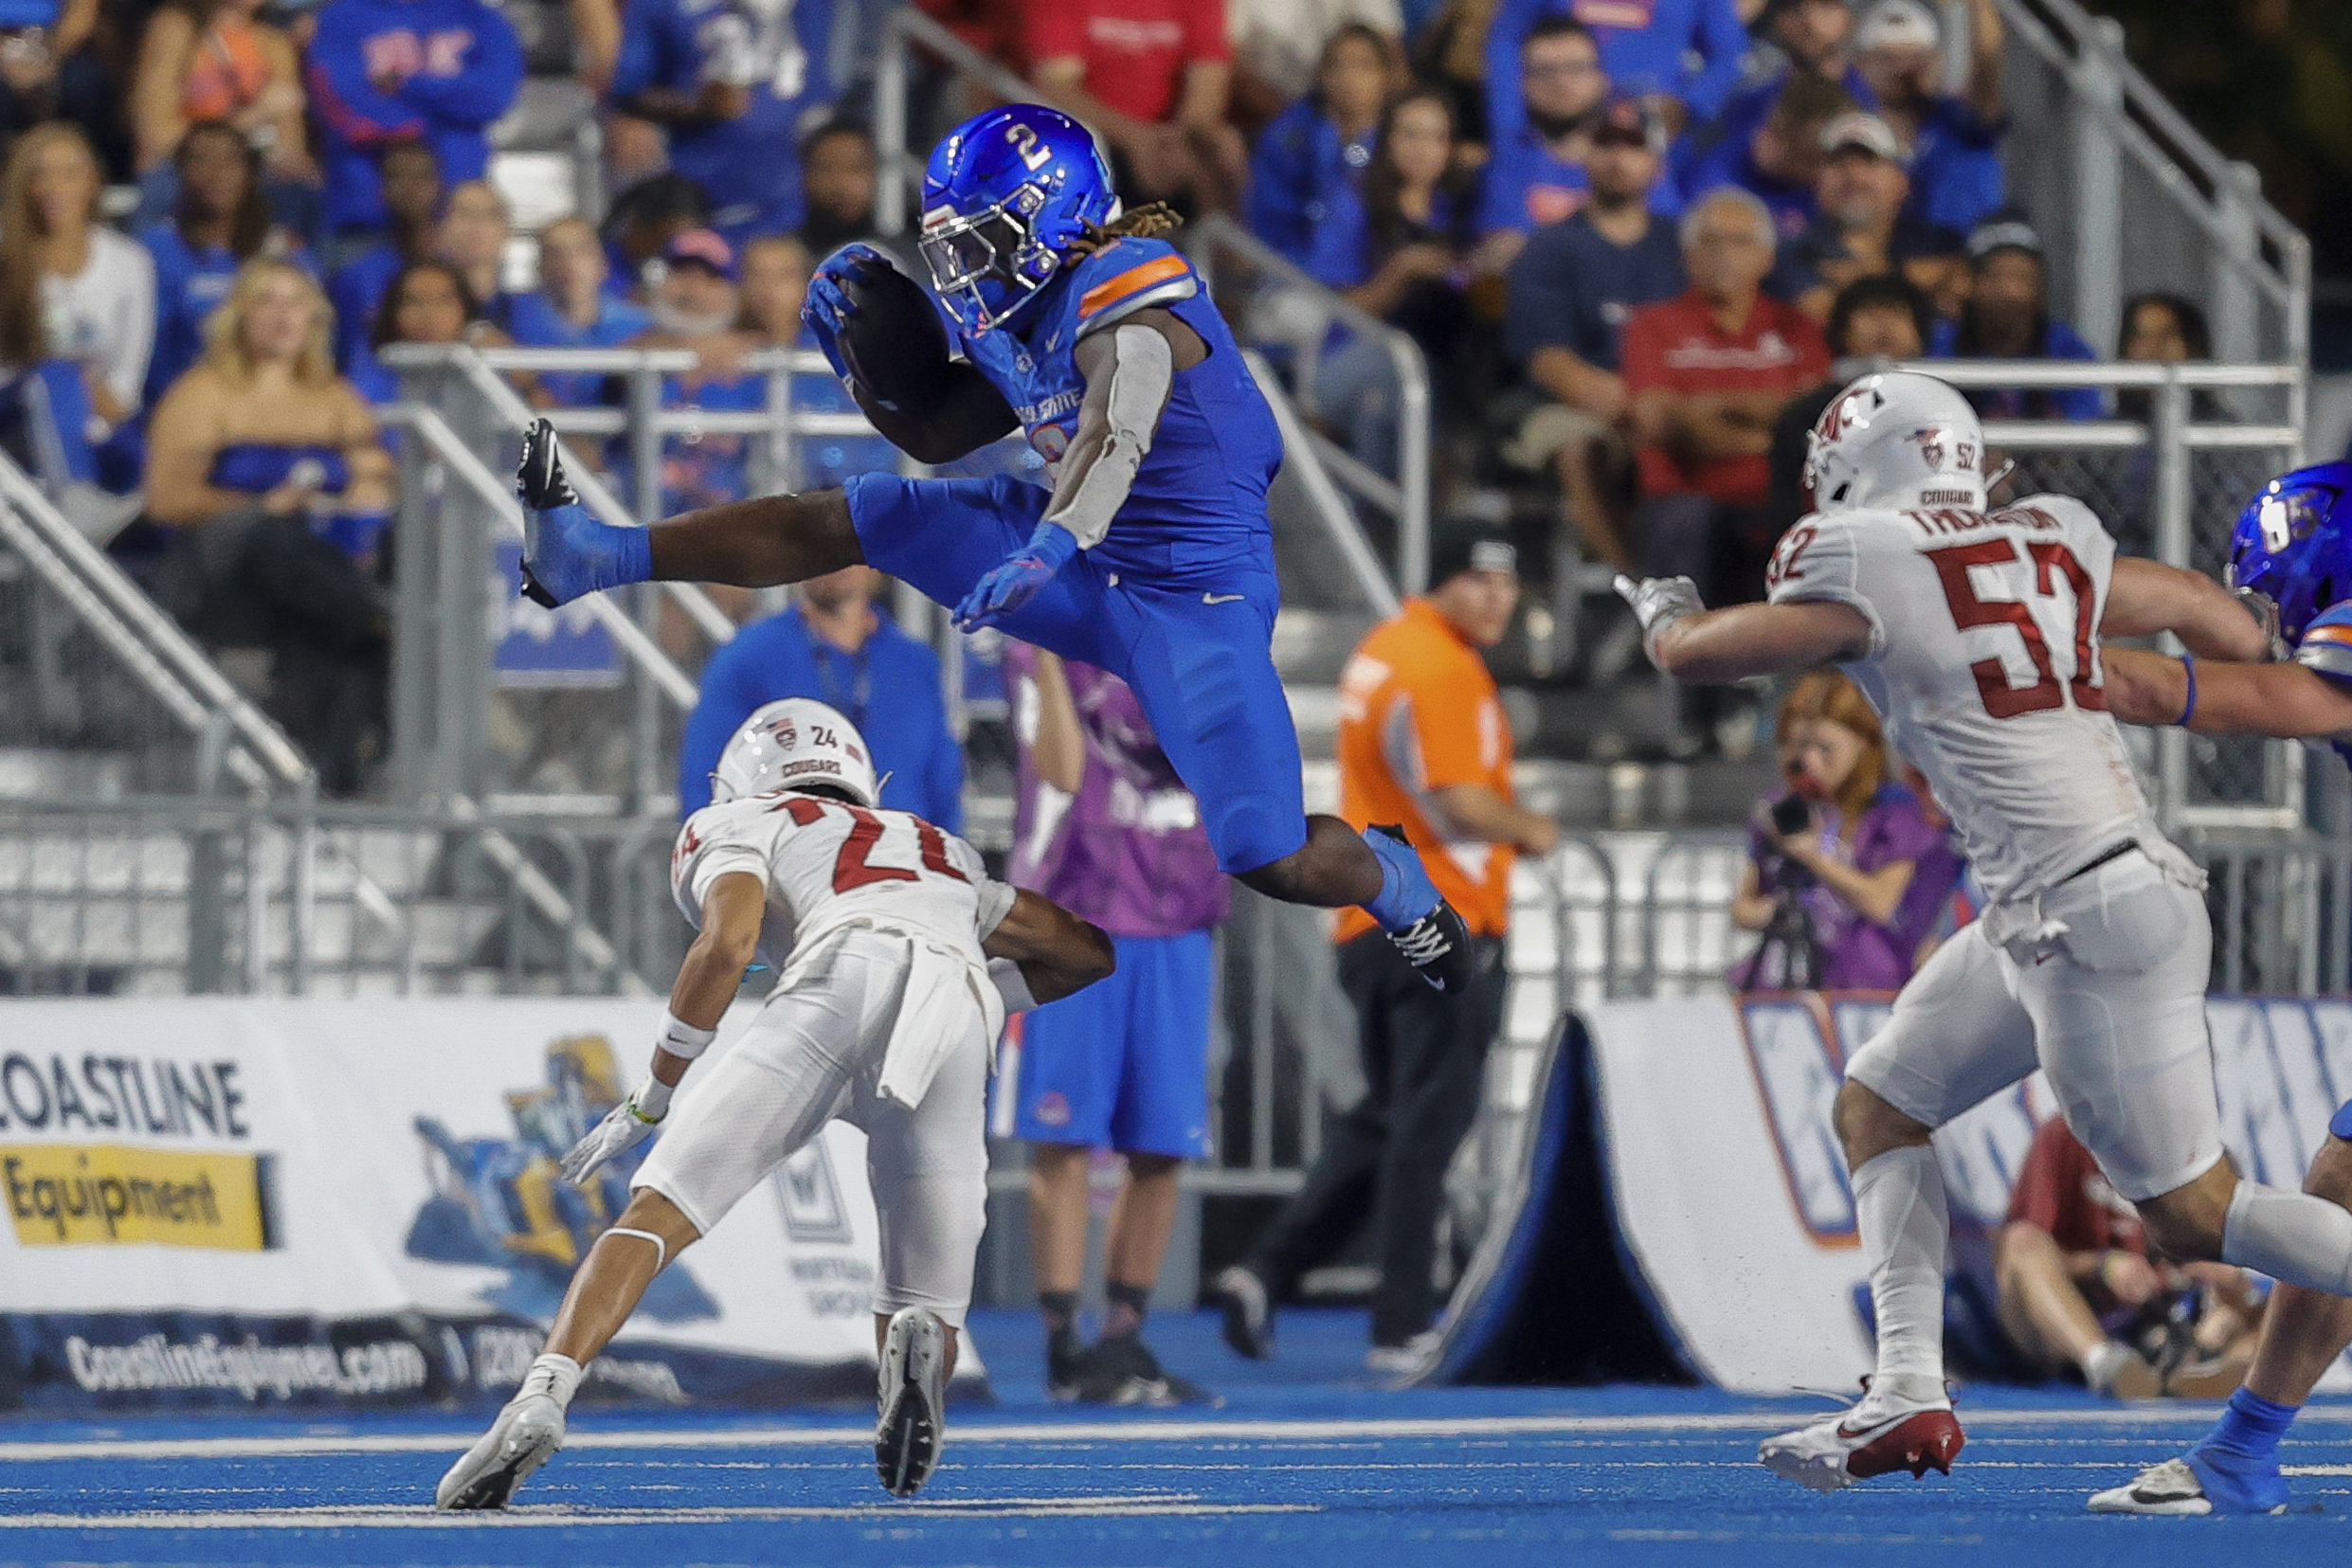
{"left": 1007, "top": 644, "right": 1229, "bottom": 939}
{"left": 1746, "top": 782, "right": 1943, "bottom": 990}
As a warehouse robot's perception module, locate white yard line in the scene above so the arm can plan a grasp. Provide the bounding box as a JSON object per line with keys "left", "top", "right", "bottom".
{"left": 0, "top": 1495, "right": 1320, "bottom": 1529}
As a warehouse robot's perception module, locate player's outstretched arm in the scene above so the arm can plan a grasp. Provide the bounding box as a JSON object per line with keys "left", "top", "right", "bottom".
{"left": 952, "top": 311, "right": 1206, "bottom": 631}
{"left": 1617, "top": 574, "right": 1873, "bottom": 683}
{"left": 982, "top": 888, "right": 1116, "bottom": 1006}
{"left": 2103, "top": 557, "right": 2270, "bottom": 661}
{"left": 2107, "top": 647, "right": 2352, "bottom": 741}
{"left": 560, "top": 872, "right": 765, "bottom": 1185}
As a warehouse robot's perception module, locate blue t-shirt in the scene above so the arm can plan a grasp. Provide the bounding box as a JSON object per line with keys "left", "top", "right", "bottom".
{"left": 1671, "top": 139, "right": 1815, "bottom": 242}
{"left": 1908, "top": 97, "right": 2006, "bottom": 235}
{"left": 141, "top": 225, "right": 318, "bottom": 407}
{"left": 1478, "top": 127, "right": 1592, "bottom": 236}
{"left": 612, "top": 0, "right": 835, "bottom": 242}
{"left": 507, "top": 291, "right": 653, "bottom": 406}
{"left": 677, "top": 604, "right": 964, "bottom": 828}
{"left": 1929, "top": 315, "right": 2105, "bottom": 421}
{"left": 1483, "top": 0, "right": 1750, "bottom": 139}
{"left": 1244, "top": 99, "right": 1374, "bottom": 267}
{"left": 1502, "top": 208, "right": 1686, "bottom": 370}
{"left": 1304, "top": 183, "right": 1463, "bottom": 293}
{"left": 328, "top": 244, "right": 405, "bottom": 372}
{"left": 304, "top": 0, "right": 523, "bottom": 233}
{"left": 953, "top": 237, "right": 1281, "bottom": 586}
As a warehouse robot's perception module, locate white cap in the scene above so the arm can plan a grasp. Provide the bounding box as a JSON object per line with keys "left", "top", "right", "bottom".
{"left": 1820, "top": 110, "right": 1909, "bottom": 165}
{"left": 1855, "top": 0, "right": 1941, "bottom": 51}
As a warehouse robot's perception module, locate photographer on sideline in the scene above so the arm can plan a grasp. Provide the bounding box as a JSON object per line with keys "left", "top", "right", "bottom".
{"left": 1730, "top": 668, "right": 1948, "bottom": 991}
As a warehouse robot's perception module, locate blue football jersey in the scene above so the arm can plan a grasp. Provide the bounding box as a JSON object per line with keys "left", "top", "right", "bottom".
{"left": 949, "top": 238, "right": 1281, "bottom": 585}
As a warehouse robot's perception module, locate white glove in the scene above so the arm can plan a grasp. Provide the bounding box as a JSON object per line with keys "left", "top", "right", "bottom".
{"left": 560, "top": 1080, "right": 668, "bottom": 1186}
{"left": 1614, "top": 574, "right": 1705, "bottom": 668}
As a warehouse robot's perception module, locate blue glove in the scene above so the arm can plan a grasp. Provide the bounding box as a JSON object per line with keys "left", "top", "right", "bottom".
{"left": 803, "top": 242, "right": 890, "bottom": 383}
{"left": 954, "top": 522, "right": 1078, "bottom": 632}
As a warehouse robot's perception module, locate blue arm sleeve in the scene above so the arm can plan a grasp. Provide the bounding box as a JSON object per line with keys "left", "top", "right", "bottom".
{"left": 1482, "top": 0, "right": 1554, "bottom": 153}
{"left": 397, "top": 5, "right": 524, "bottom": 128}
{"left": 678, "top": 643, "right": 757, "bottom": 816}
{"left": 1681, "top": 0, "right": 1751, "bottom": 120}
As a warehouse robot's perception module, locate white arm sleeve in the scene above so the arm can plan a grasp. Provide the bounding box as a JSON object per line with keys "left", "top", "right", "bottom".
{"left": 988, "top": 955, "right": 1040, "bottom": 1015}
{"left": 1040, "top": 322, "right": 1172, "bottom": 550}
{"left": 973, "top": 875, "right": 1019, "bottom": 940}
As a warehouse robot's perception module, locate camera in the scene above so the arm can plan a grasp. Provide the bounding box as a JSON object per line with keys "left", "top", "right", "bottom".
{"left": 1769, "top": 794, "right": 1811, "bottom": 838}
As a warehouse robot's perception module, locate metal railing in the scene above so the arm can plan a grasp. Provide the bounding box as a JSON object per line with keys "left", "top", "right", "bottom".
{"left": 0, "top": 451, "right": 310, "bottom": 798}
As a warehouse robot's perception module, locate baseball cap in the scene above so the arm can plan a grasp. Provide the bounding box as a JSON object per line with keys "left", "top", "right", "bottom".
{"left": 1855, "top": 0, "right": 1941, "bottom": 51}
{"left": 1820, "top": 111, "right": 1908, "bottom": 165}
{"left": 1429, "top": 524, "right": 1519, "bottom": 587}
{"left": 1966, "top": 216, "right": 2043, "bottom": 263}
{"left": 661, "top": 227, "right": 737, "bottom": 280}
{"left": 1590, "top": 95, "right": 1662, "bottom": 150}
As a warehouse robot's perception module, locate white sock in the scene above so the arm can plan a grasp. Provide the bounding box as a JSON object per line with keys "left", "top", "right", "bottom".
{"left": 2222, "top": 1181, "right": 2352, "bottom": 1296}
{"left": 1854, "top": 1144, "right": 1949, "bottom": 1401}
{"left": 518, "top": 1352, "right": 584, "bottom": 1411}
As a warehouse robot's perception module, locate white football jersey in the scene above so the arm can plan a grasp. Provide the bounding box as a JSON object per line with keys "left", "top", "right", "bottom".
{"left": 670, "top": 790, "right": 1007, "bottom": 969}
{"left": 1765, "top": 493, "right": 2154, "bottom": 907}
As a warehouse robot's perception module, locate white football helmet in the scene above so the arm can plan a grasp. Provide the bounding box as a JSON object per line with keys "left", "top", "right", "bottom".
{"left": 1802, "top": 370, "right": 1988, "bottom": 514}
{"left": 710, "top": 698, "right": 880, "bottom": 808}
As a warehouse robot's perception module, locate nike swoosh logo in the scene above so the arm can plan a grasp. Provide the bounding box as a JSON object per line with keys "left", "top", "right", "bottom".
{"left": 1203, "top": 592, "right": 1247, "bottom": 604}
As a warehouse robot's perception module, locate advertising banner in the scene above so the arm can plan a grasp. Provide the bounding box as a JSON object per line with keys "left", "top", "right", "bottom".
{"left": 1579, "top": 994, "right": 2352, "bottom": 1395}
{"left": 0, "top": 998, "right": 972, "bottom": 1415}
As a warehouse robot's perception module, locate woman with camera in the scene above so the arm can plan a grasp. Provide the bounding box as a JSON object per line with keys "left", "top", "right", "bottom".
{"left": 1730, "top": 668, "right": 1952, "bottom": 992}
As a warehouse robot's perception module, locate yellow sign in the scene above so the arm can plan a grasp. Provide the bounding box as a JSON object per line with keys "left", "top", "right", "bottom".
{"left": 2, "top": 1144, "right": 275, "bottom": 1251}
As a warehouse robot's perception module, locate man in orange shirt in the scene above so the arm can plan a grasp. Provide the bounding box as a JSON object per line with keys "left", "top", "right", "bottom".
{"left": 1208, "top": 527, "right": 1560, "bottom": 1372}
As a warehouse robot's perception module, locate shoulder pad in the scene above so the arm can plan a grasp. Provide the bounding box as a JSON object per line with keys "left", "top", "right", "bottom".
{"left": 1070, "top": 238, "right": 1199, "bottom": 336}
{"left": 2297, "top": 603, "right": 2352, "bottom": 685}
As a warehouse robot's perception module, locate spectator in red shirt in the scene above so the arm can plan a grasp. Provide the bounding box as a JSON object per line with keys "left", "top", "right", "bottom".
{"left": 1998, "top": 1116, "right": 2266, "bottom": 1399}
{"left": 1620, "top": 186, "right": 1829, "bottom": 608}
{"left": 1024, "top": 0, "right": 1246, "bottom": 212}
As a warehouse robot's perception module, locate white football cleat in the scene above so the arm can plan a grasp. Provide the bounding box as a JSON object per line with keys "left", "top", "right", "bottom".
{"left": 2088, "top": 1457, "right": 2216, "bottom": 1516}
{"left": 435, "top": 1391, "right": 567, "bottom": 1509}
{"left": 876, "top": 1307, "right": 950, "bottom": 1497}
{"left": 1759, "top": 1381, "right": 1964, "bottom": 1494}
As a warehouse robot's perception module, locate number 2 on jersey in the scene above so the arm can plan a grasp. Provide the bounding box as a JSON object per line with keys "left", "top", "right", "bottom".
{"left": 773, "top": 797, "right": 969, "bottom": 892}
{"left": 1926, "top": 537, "right": 2103, "bottom": 718}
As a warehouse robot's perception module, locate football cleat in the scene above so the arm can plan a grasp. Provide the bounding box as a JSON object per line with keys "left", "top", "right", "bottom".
{"left": 876, "top": 1307, "right": 950, "bottom": 1497}
{"left": 516, "top": 417, "right": 579, "bottom": 510}
{"left": 2088, "top": 1448, "right": 2289, "bottom": 1516}
{"left": 435, "top": 1390, "right": 566, "bottom": 1509}
{"left": 1388, "top": 899, "right": 1475, "bottom": 994}
{"left": 1759, "top": 1383, "right": 1964, "bottom": 1494}
{"left": 1206, "top": 1265, "right": 1273, "bottom": 1361}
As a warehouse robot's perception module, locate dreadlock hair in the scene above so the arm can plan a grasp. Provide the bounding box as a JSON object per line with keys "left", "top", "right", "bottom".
{"left": 1065, "top": 202, "right": 1184, "bottom": 256}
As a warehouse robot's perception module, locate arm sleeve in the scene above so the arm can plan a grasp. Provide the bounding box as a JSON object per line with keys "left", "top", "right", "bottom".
{"left": 108, "top": 239, "right": 156, "bottom": 414}
{"left": 397, "top": 5, "right": 524, "bottom": 127}
{"left": 1679, "top": 0, "right": 1751, "bottom": 120}
{"left": 304, "top": 12, "right": 427, "bottom": 145}
{"left": 677, "top": 643, "right": 757, "bottom": 816}
{"left": 686, "top": 841, "right": 771, "bottom": 908}
{"left": 1764, "top": 515, "right": 1890, "bottom": 658}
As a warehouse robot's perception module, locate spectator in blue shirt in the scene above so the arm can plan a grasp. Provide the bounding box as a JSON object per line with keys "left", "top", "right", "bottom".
{"left": 141, "top": 120, "right": 316, "bottom": 410}
{"left": 678, "top": 563, "right": 964, "bottom": 827}
{"left": 1245, "top": 23, "right": 1400, "bottom": 267}
{"left": 1670, "top": 69, "right": 1854, "bottom": 243}
{"left": 510, "top": 216, "right": 650, "bottom": 407}
{"left": 611, "top": 227, "right": 763, "bottom": 515}
{"left": 612, "top": 0, "right": 835, "bottom": 245}
{"left": 1308, "top": 86, "right": 1477, "bottom": 478}
{"left": 1769, "top": 112, "right": 1964, "bottom": 320}
{"left": 795, "top": 117, "right": 890, "bottom": 259}
{"left": 1484, "top": 0, "right": 1748, "bottom": 143}
{"left": 303, "top": 0, "right": 521, "bottom": 242}
{"left": 1502, "top": 95, "right": 1685, "bottom": 571}
{"left": 1854, "top": 0, "right": 2007, "bottom": 235}
{"left": 1478, "top": 16, "right": 1607, "bottom": 244}
{"left": 1930, "top": 217, "right": 2104, "bottom": 422}
{"left": 325, "top": 139, "right": 440, "bottom": 370}
{"left": 733, "top": 233, "right": 892, "bottom": 491}
{"left": 1692, "top": 0, "right": 1873, "bottom": 183}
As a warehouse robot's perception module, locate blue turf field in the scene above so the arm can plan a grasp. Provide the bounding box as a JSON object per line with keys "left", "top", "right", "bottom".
{"left": 9, "top": 1309, "right": 2352, "bottom": 1567}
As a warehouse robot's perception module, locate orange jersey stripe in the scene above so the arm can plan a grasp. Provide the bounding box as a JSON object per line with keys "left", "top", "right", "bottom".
{"left": 1078, "top": 254, "right": 1189, "bottom": 318}
{"left": 2306, "top": 624, "right": 2352, "bottom": 645}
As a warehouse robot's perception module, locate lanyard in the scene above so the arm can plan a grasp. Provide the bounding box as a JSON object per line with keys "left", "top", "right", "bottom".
{"left": 811, "top": 640, "right": 871, "bottom": 730}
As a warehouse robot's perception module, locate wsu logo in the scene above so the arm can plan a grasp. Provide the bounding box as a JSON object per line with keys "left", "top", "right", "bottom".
{"left": 1814, "top": 387, "right": 1876, "bottom": 445}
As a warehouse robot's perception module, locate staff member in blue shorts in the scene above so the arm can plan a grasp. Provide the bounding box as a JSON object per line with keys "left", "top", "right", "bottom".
{"left": 1004, "top": 642, "right": 1226, "bottom": 1404}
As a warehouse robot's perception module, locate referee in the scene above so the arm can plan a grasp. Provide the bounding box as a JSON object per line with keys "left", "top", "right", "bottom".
{"left": 1209, "top": 525, "right": 1560, "bottom": 1372}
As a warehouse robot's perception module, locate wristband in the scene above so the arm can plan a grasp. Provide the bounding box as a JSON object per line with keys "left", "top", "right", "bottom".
{"left": 655, "top": 1011, "right": 718, "bottom": 1060}
{"left": 630, "top": 1074, "right": 674, "bottom": 1122}
{"left": 2176, "top": 653, "right": 2197, "bottom": 728}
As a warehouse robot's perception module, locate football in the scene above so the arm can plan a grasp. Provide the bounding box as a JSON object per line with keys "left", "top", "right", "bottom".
{"left": 836, "top": 254, "right": 955, "bottom": 412}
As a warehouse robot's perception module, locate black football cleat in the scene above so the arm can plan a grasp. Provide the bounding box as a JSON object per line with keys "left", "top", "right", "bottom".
{"left": 516, "top": 416, "right": 579, "bottom": 511}
{"left": 1388, "top": 898, "right": 1474, "bottom": 994}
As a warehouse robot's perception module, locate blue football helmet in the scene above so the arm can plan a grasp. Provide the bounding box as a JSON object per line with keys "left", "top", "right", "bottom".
{"left": 2227, "top": 460, "right": 2352, "bottom": 647}
{"left": 917, "top": 104, "right": 1117, "bottom": 335}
